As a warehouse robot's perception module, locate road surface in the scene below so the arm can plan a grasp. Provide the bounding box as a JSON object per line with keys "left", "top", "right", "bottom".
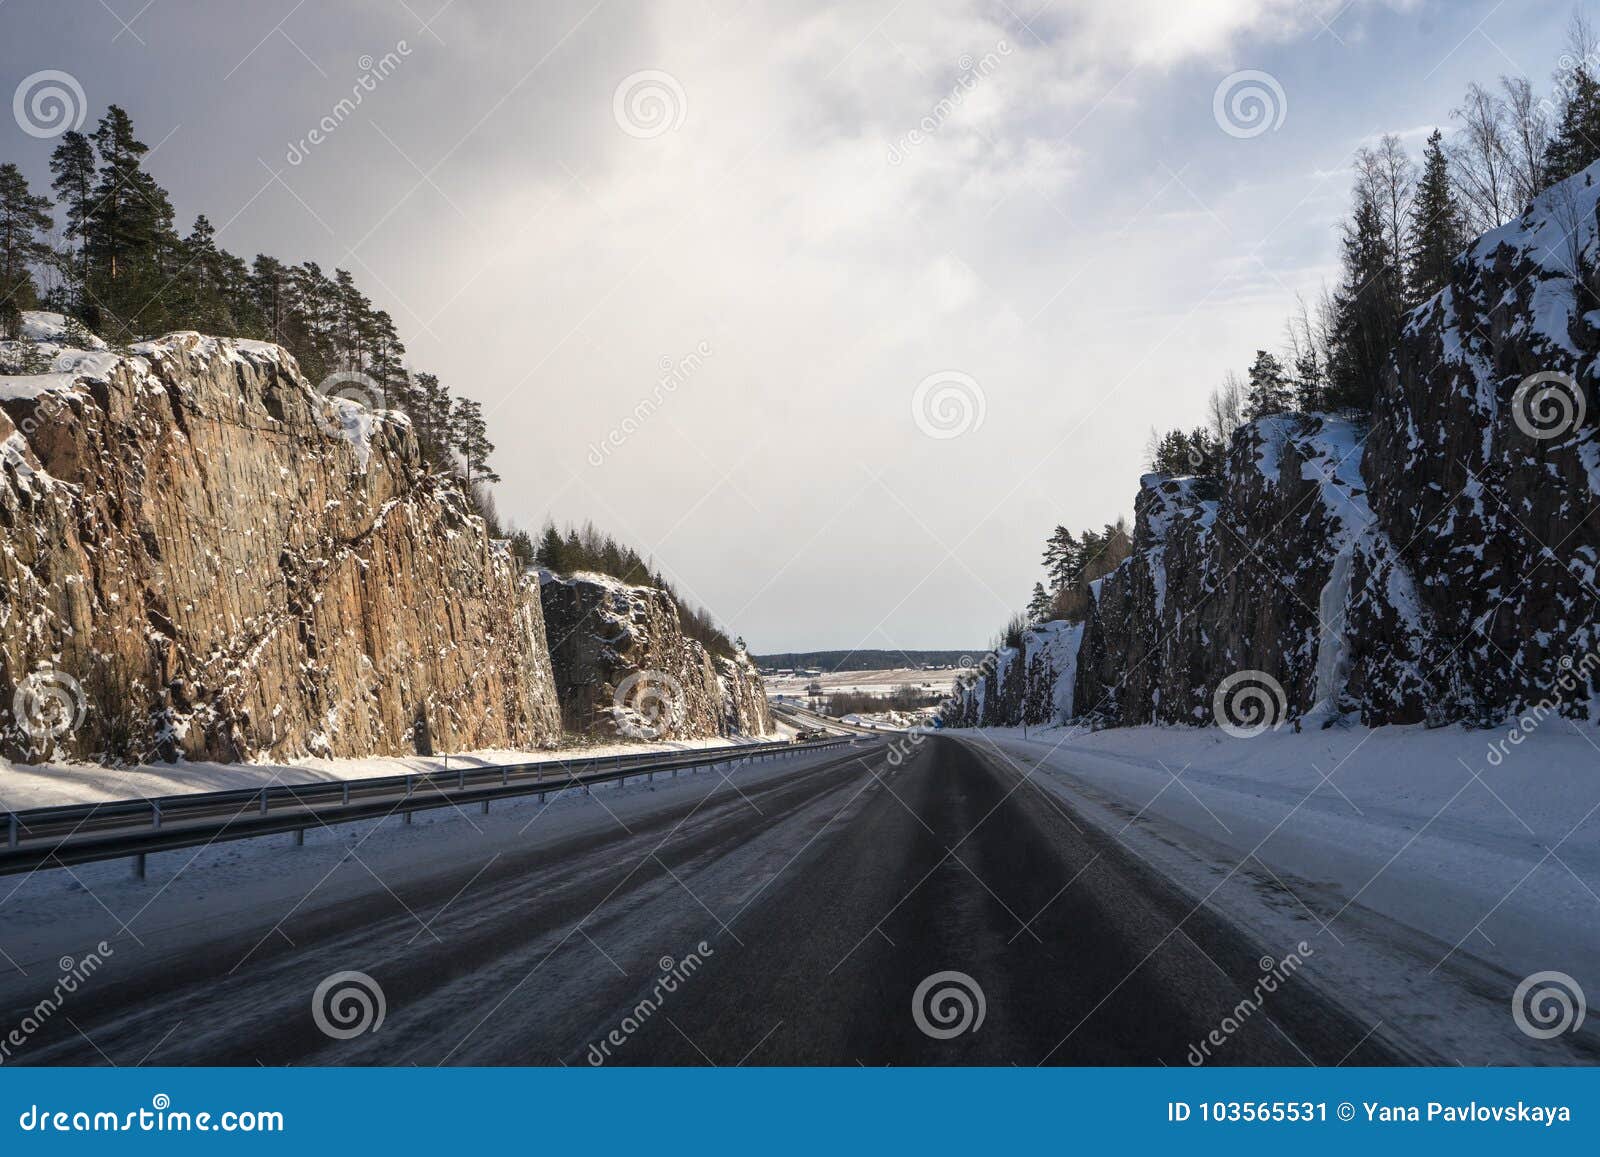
{"left": 2, "top": 736, "right": 1401, "bottom": 1065}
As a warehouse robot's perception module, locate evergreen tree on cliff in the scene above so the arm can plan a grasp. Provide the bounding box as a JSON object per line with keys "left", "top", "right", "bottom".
{"left": 1042, "top": 525, "right": 1079, "bottom": 594}
{"left": 535, "top": 523, "right": 566, "bottom": 572}
{"left": 48, "top": 131, "right": 95, "bottom": 311}
{"left": 1327, "top": 192, "right": 1402, "bottom": 411}
{"left": 1026, "top": 582, "right": 1053, "bottom": 625}
{"left": 451, "top": 397, "right": 500, "bottom": 486}
{"left": 0, "top": 164, "right": 53, "bottom": 335}
{"left": 1242, "top": 349, "right": 1293, "bottom": 420}
{"left": 1406, "top": 129, "right": 1465, "bottom": 304}
{"left": 1546, "top": 13, "right": 1600, "bottom": 183}
{"left": 85, "top": 106, "right": 178, "bottom": 334}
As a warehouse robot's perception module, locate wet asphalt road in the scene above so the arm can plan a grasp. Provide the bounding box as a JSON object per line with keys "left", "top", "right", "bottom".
{"left": 4, "top": 736, "right": 1398, "bottom": 1065}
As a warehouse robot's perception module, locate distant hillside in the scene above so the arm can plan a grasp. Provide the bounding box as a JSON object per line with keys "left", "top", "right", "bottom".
{"left": 753, "top": 650, "right": 975, "bottom": 673}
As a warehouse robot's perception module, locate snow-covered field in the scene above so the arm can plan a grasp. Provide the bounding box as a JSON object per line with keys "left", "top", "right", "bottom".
{"left": 957, "top": 722, "right": 1600, "bottom": 1063}
{"left": 0, "top": 736, "right": 760, "bottom": 812}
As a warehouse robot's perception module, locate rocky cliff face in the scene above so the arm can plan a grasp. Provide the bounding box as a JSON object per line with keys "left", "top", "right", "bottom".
{"left": 0, "top": 315, "right": 562, "bottom": 762}
{"left": 949, "top": 160, "right": 1600, "bottom": 734}
{"left": 539, "top": 572, "right": 773, "bottom": 740}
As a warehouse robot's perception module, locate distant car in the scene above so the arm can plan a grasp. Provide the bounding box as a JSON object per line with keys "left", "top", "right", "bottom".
{"left": 792, "top": 727, "right": 829, "bottom": 743}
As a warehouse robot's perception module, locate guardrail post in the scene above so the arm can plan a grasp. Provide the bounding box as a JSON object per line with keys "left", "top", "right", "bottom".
{"left": 457, "top": 768, "right": 465, "bottom": 790}
{"left": 502, "top": 768, "right": 509, "bottom": 787}
{"left": 7, "top": 813, "right": 16, "bottom": 849}
{"left": 481, "top": 799, "right": 490, "bottom": 815}
{"left": 133, "top": 853, "right": 145, "bottom": 880}
{"left": 294, "top": 828, "right": 304, "bottom": 847}
{"left": 151, "top": 801, "right": 161, "bottom": 830}
{"left": 259, "top": 787, "right": 268, "bottom": 815}
{"left": 342, "top": 783, "right": 350, "bottom": 806}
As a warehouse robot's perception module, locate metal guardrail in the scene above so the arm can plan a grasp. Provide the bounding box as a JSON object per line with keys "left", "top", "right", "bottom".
{"left": 0, "top": 737, "right": 857, "bottom": 878}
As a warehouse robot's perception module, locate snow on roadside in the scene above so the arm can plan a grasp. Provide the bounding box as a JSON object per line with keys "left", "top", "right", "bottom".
{"left": 0, "top": 736, "right": 760, "bottom": 812}
{"left": 959, "top": 722, "right": 1600, "bottom": 1064}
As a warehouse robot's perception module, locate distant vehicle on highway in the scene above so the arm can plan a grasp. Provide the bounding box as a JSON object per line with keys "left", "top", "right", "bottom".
{"left": 791, "top": 727, "right": 830, "bottom": 743}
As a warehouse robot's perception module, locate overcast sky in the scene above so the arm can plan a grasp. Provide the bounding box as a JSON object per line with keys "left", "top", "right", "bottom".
{"left": 0, "top": 0, "right": 1580, "bottom": 652}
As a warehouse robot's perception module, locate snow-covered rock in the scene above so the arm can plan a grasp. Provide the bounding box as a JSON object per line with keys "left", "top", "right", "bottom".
{"left": 0, "top": 316, "right": 563, "bottom": 762}
{"left": 952, "top": 158, "right": 1600, "bottom": 734}
{"left": 539, "top": 571, "right": 773, "bottom": 741}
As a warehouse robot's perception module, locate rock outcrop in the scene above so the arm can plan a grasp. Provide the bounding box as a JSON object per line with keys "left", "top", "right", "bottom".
{"left": 948, "top": 160, "right": 1600, "bottom": 734}
{"left": 539, "top": 571, "right": 773, "bottom": 740}
{"left": 0, "top": 315, "right": 562, "bottom": 762}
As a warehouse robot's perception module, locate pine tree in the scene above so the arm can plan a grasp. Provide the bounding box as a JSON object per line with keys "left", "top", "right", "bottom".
{"left": 1026, "top": 582, "right": 1053, "bottom": 625}
{"left": 1042, "top": 525, "right": 1080, "bottom": 594}
{"left": 1291, "top": 343, "right": 1325, "bottom": 412}
{"left": 249, "top": 255, "right": 290, "bottom": 343}
{"left": 85, "top": 106, "right": 178, "bottom": 332}
{"left": 48, "top": 130, "right": 95, "bottom": 311}
{"left": 1243, "top": 349, "right": 1294, "bottom": 420}
{"left": 535, "top": 523, "right": 566, "bottom": 571}
{"left": 1327, "top": 192, "right": 1402, "bottom": 412}
{"left": 451, "top": 396, "right": 499, "bottom": 486}
{"left": 0, "top": 164, "right": 53, "bottom": 334}
{"left": 1407, "top": 129, "right": 1465, "bottom": 304}
{"left": 1546, "top": 63, "right": 1600, "bottom": 181}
